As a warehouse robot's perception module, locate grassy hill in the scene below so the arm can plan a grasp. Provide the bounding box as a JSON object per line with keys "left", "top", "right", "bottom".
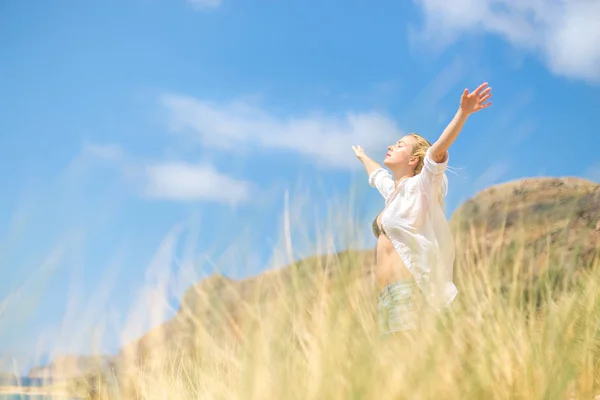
{"left": 451, "top": 177, "right": 600, "bottom": 305}
{"left": 37, "top": 177, "right": 600, "bottom": 399}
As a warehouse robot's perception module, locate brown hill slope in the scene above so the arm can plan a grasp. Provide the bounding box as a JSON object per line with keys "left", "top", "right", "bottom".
{"left": 450, "top": 177, "right": 600, "bottom": 287}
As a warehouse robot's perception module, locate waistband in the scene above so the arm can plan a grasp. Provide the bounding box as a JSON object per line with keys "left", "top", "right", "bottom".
{"left": 378, "top": 279, "right": 415, "bottom": 299}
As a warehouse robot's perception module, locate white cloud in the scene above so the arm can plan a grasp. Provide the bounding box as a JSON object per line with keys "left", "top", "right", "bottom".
{"left": 73, "top": 143, "right": 251, "bottom": 204}
{"left": 144, "top": 162, "right": 251, "bottom": 204}
{"left": 187, "top": 0, "right": 222, "bottom": 10}
{"left": 161, "top": 94, "right": 402, "bottom": 169}
{"left": 412, "top": 0, "right": 600, "bottom": 83}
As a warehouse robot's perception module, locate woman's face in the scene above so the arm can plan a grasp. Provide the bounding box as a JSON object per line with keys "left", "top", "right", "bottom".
{"left": 383, "top": 135, "right": 416, "bottom": 168}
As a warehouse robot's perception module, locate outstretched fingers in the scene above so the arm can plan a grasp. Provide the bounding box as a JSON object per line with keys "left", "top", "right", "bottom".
{"left": 460, "top": 82, "right": 493, "bottom": 113}
{"left": 352, "top": 145, "right": 365, "bottom": 157}
{"left": 474, "top": 82, "right": 489, "bottom": 95}
{"left": 479, "top": 87, "right": 492, "bottom": 98}
{"left": 480, "top": 93, "right": 492, "bottom": 102}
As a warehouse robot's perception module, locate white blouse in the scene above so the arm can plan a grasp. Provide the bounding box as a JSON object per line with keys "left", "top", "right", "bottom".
{"left": 369, "top": 147, "right": 458, "bottom": 311}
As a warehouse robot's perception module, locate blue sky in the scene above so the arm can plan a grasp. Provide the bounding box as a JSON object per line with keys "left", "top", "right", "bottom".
{"left": 1, "top": 0, "right": 599, "bottom": 371}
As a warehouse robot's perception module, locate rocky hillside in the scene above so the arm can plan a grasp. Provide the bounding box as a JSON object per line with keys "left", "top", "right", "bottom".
{"left": 450, "top": 177, "right": 600, "bottom": 286}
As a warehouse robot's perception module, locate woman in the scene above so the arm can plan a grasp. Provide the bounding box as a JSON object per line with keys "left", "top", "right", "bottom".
{"left": 352, "top": 82, "right": 492, "bottom": 335}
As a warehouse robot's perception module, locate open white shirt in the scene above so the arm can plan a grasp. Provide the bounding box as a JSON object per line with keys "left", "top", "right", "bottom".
{"left": 369, "top": 147, "right": 458, "bottom": 311}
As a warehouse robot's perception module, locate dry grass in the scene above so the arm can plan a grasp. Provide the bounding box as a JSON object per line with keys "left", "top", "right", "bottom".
{"left": 3, "top": 190, "right": 600, "bottom": 400}
{"left": 71, "top": 226, "right": 600, "bottom": 400}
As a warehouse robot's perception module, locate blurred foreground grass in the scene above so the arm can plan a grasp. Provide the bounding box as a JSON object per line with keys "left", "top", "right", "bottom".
{"left": 3, "top": 177, "right": 600, "bottom": 400}
{"left": 69, "top": 224, "right": 600, "bottom": 400}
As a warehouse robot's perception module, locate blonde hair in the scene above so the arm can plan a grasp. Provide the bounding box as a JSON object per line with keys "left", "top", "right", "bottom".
{"left": 408, "top": 133, "right": 447, "bottom": 209}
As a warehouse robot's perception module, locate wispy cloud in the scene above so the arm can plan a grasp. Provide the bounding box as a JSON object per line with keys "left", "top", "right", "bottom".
{"left": 81, "top": 143, "right": 125, "bottom": 162}
{"left": 412, "top": 0, "right": 600, "bottom": 83}
{"left": 187, "top": 0, "right": 222, "bottom": 10}
{"left": 161, "top": 94, "right": 402, "bottom": 170}
{"left": 74, "top": 91, "right": 410, "bottom": 203}
{"left": 74, "top": 143, "right": 252, "bottom": 204}
{"left": 144, "top": 162, "right": 251, "bottom": 204}
{"left": 408, "top": 56, "right": 473, "bottom": 119}
{"left": 471, "top": 160, "right": 512, "bottom": 194}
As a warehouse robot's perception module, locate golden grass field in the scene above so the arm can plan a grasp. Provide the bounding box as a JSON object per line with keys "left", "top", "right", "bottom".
{"left": 67, "top": 226, "right": 600, "bottom": 400}
{"left": 3, "top": 179, "right": 600, "bottom": 400}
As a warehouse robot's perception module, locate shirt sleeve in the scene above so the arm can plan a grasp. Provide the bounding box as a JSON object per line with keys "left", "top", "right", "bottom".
{"left": 418, "top": 148, "right": 449, "bottom": 196}
{"left": 368, "top": 168, "right": 395, "bottom": 200}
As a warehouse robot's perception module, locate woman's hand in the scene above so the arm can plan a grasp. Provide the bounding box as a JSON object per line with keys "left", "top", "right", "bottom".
{"left": 352, "top": 145, "right": 366, "bottom": 160}
{"left": 353, "top": 145, "right": 384, "bottom": 177}
{"left": 429, "top": 82, "right": 492, "bottom": 162}
{"left": 460, "top": 82, "right": 492, "bottom": 115}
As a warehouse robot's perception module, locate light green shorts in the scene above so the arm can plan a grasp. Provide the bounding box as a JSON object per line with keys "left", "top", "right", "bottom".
{"left": 377, "top": 280, "right": 418, "bottom": 335}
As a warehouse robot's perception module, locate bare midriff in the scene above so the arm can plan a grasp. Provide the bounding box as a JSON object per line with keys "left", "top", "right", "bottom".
{"left": 374, "top": 213, "right": 413, "bottom": 290}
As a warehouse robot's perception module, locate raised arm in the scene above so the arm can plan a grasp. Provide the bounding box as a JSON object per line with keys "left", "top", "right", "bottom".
{"left": 352, "top": 145, "right": 395, "bottom": 200}
{"left": 352, "top": 145, "right": 383, "bottom": 176}
{"left": 429, "top": 82, "right": 492, "bottom": 163}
